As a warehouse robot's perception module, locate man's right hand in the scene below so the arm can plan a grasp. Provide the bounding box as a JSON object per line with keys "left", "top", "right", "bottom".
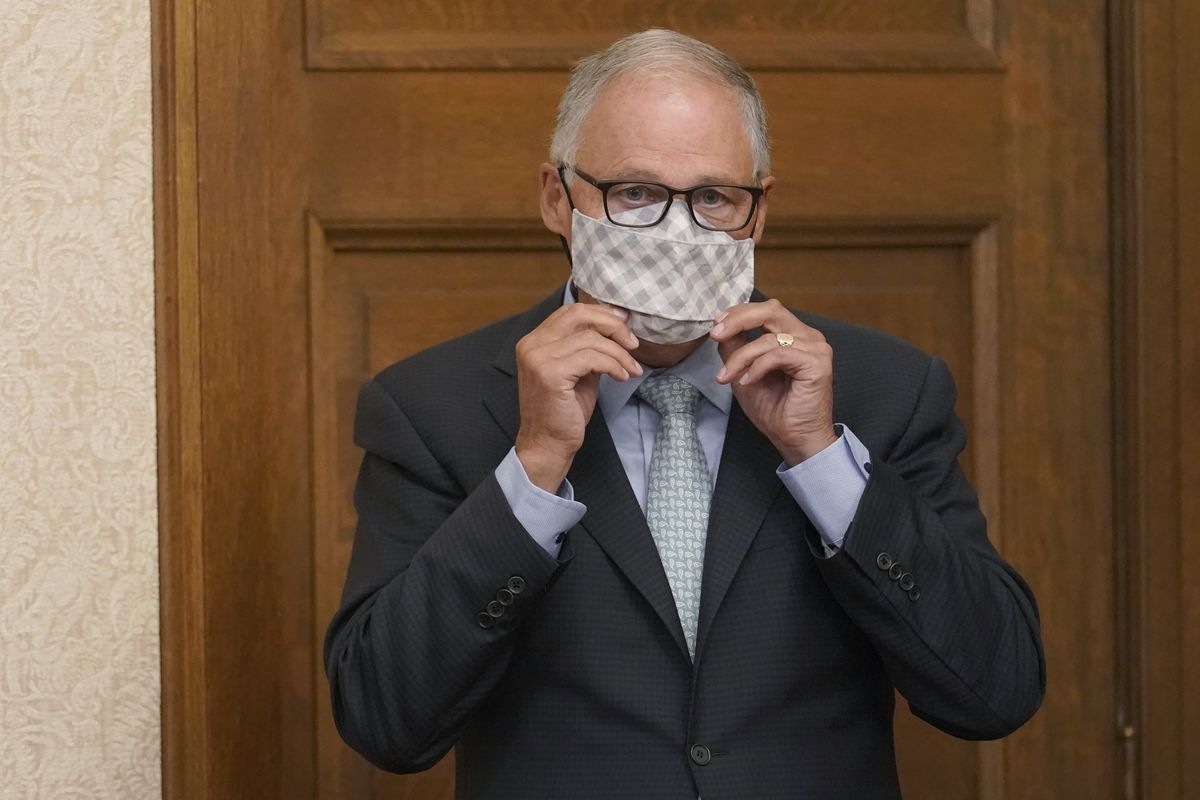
{"left": 514, "top": 302, "right": 642, "bottom": 492}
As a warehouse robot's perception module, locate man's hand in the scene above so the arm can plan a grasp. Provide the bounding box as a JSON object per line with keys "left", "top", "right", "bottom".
{"left": 515, "top": 303, "right": 642, "bottom": 491}
{"left": 710, "top": 299, "right": 837, "bottom": 466}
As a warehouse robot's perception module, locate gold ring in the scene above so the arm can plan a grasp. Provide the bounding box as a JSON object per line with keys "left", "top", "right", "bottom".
{"left": 775, "top": 333, "right": 795, "bottom": 347}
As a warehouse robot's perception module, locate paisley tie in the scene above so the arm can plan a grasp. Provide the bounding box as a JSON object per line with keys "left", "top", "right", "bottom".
{"left": 635, "top": 373, "right": 711, "bottom": 658}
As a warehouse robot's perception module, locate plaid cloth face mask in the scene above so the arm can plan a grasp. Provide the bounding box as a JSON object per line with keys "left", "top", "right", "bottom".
{"left": 569, "top": 201, "right": 755, "bottom": 345}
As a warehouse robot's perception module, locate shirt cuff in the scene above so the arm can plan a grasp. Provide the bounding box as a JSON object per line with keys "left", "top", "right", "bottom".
{"left": 776, "top": 424, "right": 872, "bottom": 550}
{"left": 495, "top": 447, "right": 587, "bottom": 557}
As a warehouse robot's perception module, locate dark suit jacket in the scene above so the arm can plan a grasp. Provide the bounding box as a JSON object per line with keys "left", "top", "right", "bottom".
{"left": 324, "top": 287, "right": 1045, "bottom": 799}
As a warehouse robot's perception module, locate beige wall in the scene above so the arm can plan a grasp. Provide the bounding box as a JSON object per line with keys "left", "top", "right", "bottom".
{"left": 0, "top": 1, "right": 160, "bottom": 798}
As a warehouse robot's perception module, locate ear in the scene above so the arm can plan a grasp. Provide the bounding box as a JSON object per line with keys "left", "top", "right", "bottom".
{"left": 750, "top": 175, "right": 775, "bottom": 245}
{"left": 539, "top": 163, "right": 573, "bottom": 239}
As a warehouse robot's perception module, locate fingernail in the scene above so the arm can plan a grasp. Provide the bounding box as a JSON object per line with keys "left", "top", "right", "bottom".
{"left": 711, "top": 322, "right": 725, "bottom": 336}
{"left": 629, "top": 334, "right": 639, "bottom": 348}
{"left": 739, "top": 372, "right": 752, "bottom": 385}
{"left": 611, "top": 306, "right": 628, "bottom": 319}
{"left": 716, "top": 309, "right": 730, "bottom": 322}
{"left": 716, "top": 367, "right": 727, "bottom": 382}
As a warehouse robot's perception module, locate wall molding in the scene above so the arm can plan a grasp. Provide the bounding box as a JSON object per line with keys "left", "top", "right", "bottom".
{"left": 153, "top": 0, "right": 208, "bottom": 798}
{"left": 303, "top": 0, "right": 1001, "bottom": 72}
{"left": 309, "top": 211, "right": 1004, "bottom": 795}
{"left": 313, "top": 215, "right": 997, "bottom": 250}
{"left": 1109, "top": 0, "right": 1199, "bottom": 797}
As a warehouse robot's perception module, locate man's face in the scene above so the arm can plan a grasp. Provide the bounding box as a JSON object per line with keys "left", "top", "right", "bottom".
{"left": 540, "top": 72, "right": 774, "bottom": 368}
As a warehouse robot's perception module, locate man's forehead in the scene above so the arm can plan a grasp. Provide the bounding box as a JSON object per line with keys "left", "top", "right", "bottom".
{"left": 576, "top": 74, "right": 755, "bottom": 183}
{"left": 597, "top": 164, "right": 748, "bottom": 186}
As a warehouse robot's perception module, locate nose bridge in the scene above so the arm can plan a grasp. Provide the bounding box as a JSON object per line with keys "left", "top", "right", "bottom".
{"left": 665, "top": 195, "right": 694, "bottom": 223}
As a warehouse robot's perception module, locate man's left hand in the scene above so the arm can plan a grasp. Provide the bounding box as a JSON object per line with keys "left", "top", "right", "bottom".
{"left": 710, "top": 299, "right": 837, "bottom": 466}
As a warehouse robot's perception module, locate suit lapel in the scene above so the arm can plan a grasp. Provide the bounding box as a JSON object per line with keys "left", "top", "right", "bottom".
{"left": 567, "top": 413, "right": 691, "bottom": 660}
{"left": 482, "top": 288, "right": 691, "bottom": 662}
{"left": 695, "top": 401, "right": 785, "bottom": 661}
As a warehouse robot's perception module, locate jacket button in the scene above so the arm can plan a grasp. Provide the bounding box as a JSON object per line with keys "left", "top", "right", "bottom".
{"left": 908, "top": 586, "right": 922, "bottom": 602}
{"left": 496, "top": 587, "right": 515, "bottom": 606}
{"left": 876, "top": 552, "right": 893, "bottom": 570}
{"left": 486, "top": 601, "right": 505, "bottom": 618}
{"left": 507, "top": 576, "right": 526, "bottom": 594}
{"left": 476, "top": 612, "right": 494, "bottom": 629}
{"left": 864, "top": 462, "right": 872, "bottom": 474}
{"left": 689, "top": 744, "right": 712, "bottom": 766}
{"left": 888, "top": 563, "right": 904, "bottom": 581}
{"left": 899, "top": 573, "right": 915, "bottom": 591}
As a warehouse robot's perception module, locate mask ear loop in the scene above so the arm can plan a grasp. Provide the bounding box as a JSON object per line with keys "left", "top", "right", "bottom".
{"left": 556, "top": 166, "right": 577, "bottom": 268}
{"left": 558, "top": 234, "right": 572, "bottom": 268}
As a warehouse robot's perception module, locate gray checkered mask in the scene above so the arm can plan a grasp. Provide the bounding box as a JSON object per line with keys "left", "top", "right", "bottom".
{"left": 569, "top": 202, "right": 755, "bottom": 345}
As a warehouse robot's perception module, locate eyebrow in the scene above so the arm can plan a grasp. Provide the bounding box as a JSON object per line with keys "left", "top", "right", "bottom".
{"left": 607, "top": 167, "right": 749, "bottom": 186}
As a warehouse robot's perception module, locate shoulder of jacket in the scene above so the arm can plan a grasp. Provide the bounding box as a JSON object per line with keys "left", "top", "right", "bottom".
{"left": 796, "top": 311, "right": 933, "bottom": 373}
{"left": 367, "top": 310, "right": 524, "bottom": 410}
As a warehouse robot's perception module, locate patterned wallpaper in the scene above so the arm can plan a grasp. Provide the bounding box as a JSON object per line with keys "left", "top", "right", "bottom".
{"left": 0, "top": 1, "right": 160, "bottom": 798}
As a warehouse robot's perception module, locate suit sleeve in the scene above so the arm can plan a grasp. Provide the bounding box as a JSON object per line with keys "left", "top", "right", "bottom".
{"left": 810, "top": 356, "right": 1046, "bottom": 740}
{"left": 323, "top": 378, "right": 571, "bottom": 773}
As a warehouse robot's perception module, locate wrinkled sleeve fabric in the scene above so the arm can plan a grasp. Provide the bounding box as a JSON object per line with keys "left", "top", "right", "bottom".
{"left": 777, "top": 424, "right": 871, "bottom": 549}
{"left": 323, "top": 378, "right": 572, "bottom": 774}
{"left": 494, "top": 446, "right": 587, "bottom": 557}
{"left": 809, "top": 356, "right": 1046, "bottom": 740}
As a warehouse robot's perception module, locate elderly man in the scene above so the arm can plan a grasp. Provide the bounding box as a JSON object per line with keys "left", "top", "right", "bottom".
{"left": 325, "top": 28, "right": 1045, "bottom": 799}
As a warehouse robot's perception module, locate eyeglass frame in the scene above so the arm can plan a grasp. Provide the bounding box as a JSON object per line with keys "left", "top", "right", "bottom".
{"left": 557, "top": 165, "right": 765, "bottom": 233}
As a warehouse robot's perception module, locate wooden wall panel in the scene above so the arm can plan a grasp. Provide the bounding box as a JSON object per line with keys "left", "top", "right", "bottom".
{"left": 309, "top": 218, "right": 1001, "bottom": 798}
{"left": 156, "top": 0, "right": 1148, "bottom": 797}
{"left": 308, "top": 71, "right": 1004, "bottom": 221}
{"left": 1111, "top": 0, "right": 1200, "bottom": 796}
{"left": 999, "top": 6, "right": 1115, "bottom": 800}
{"left": 309, "top": 220, "right": 572, "bottom": 799}
{"left": 305, "top": 0, "right": 999, "bottom": 71}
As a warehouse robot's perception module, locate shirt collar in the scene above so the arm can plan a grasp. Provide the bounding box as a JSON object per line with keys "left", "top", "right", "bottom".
{"left": 562, "top": 281, "right": 732, "bottom": 420}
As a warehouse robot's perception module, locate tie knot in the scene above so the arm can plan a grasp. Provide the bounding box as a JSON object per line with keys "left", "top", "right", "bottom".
{"left": 635, "top": 373, "right": 701, "bottom": 418}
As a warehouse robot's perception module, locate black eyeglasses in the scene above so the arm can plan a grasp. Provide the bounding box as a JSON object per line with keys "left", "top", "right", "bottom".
{"left": 558, "top": 165, "right": 763, "bottom": 232}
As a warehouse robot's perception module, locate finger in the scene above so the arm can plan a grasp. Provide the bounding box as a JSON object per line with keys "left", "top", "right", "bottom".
{"left": 549, "top": 330, "right": 643, "bottom": 377}
{"left": 737, "top": 341, "right": 832, "bottom": 386}
{"left": 716, "top": 332, "right": 786, "bottom": 385}
{"left": 710, "top": 298, "right": 822, "bottom": 343}
{"left": 554, "top": 349, "right": 632, "bottom": 383}
{"left": 714, "top": 330, "right": 752, "bottom": 369}
{"left": 546, "top": 303, "right": 639, "bottom": 348}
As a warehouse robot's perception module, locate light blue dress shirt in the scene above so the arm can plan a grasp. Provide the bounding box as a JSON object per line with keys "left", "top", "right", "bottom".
{"left": 494, "top": 284, "right": 872, "bottom": 558}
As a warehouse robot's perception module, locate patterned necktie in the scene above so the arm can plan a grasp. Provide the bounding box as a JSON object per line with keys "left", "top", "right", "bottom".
{"left": 635, "top": 373, "right": 711, "bottom": 659}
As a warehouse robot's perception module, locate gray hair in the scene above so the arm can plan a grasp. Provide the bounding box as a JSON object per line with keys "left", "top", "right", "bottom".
{"left": 549, "top": 29, "right": 771, "bottom": 180}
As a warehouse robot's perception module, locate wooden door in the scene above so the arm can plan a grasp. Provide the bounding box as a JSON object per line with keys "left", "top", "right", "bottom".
{"left": 157, "top": 1, "right": 1132, "bottom": 798}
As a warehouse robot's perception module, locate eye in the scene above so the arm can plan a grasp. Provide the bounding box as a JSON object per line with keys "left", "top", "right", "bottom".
{"left": 608, "top": 182, "right": 667, "bottom": 209}
{"left": 695, "top": 188, "right": 731, "bottom": 207}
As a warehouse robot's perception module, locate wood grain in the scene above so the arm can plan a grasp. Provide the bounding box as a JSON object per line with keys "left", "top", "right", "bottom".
{"left": 308, "top": 217, "right": 1000, "bottom": 798}
{"left": 304, "top": 0, "right": 999, "bottom": 71}
{"left": 153, "top": 0, "right": 1175, "bottom": 797}
{"left": 153, "top": 0, "right": 208, "bottom": 797}
{"left": 1110, "top": 0, "right": 1200, "bottom": 797}
{"left": 999, "top": 3, "right": 1116, "bottom": 798}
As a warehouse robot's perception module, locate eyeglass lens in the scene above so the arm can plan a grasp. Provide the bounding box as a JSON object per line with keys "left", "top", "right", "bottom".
{"left": 604, "top": 182, "right": 755, "bottom": 231}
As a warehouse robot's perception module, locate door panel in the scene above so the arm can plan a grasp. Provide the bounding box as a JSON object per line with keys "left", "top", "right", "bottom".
{"left": 177, "top": 1, "right": 1116, "bottom": 797}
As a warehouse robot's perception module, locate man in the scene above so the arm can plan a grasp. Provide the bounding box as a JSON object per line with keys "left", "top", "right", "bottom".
{"left": 325, "top": 29, "right": 1045, "bottom": 799}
